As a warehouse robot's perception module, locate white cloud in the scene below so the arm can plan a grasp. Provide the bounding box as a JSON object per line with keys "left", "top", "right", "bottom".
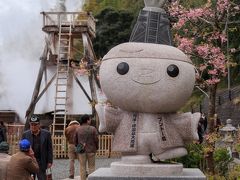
{"left": 0, "top": 0, "right": 85, "bottom": 121}
{"left": 0, "top": 1, "right": 11, "bottom": 13}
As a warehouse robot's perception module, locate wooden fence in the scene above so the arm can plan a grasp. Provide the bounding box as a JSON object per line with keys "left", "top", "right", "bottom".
{"left": 51, "top": 134, "right": 121, "bottom": 158}
{"left": 7, "top": 134, "right": 121, "bottom": 158}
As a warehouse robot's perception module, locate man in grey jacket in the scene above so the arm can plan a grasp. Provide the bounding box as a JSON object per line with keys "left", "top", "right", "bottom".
{"left": 22, "top": 115, "right": 53, "bottom": 180}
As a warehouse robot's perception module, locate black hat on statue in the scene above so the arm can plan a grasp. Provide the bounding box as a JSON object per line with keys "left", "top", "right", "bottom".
{"left": 129, "top": 0, "right": 172, "bottom": 45}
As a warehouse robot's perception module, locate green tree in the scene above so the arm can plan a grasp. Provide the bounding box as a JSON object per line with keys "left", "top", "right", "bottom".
{"left": 84, "top": 0, "right": 98, "bottom": 12}
{"left": 84, "top": 0, "right": 143, "bottom": 16}
{"left": 93, "top": 8, "right": 134, "bottom": 58}
{"left": 176, "top": 143, "right": 204, "bottom": 169}
{"left": 213, "top": 148, "right": 232, "bottom": 177}
{"left": 83, "top": 0, "right": 143, "bottom": 58}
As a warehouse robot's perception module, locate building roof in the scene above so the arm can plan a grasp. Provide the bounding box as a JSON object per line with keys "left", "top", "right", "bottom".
{"left": 0, "top": 110, "right": 19, "bottom": 123}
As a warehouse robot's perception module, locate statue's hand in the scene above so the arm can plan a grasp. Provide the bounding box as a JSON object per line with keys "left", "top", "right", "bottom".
{"left": 95, "top": 103, "right": 107, "bottom": 132}
{"left": 95, "top": 102, "right": 121, "bottom": 133}
{"left": 144, "top": 0, "right": 167, "bottom": 8}
{"left": 105, "top": 100, "right": 118, "bottom": 109}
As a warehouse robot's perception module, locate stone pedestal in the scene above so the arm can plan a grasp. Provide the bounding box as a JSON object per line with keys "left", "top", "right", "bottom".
{"left": 111, "top": 161, "right": 183, "bottom": 176}
{"left": 89, "top": 156, "right": 206, "bottom": 180}
{"left": 89, "top": 155, "right": 206, "bottom": 179}
{"left": 88, "top": 168, "right": 206, "bottom": 180}
{"left": 0, "top": 153, "right": 11, "bottom": 180}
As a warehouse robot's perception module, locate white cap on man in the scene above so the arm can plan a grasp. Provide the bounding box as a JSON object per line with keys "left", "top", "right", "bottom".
{"left": 68, "top": 120, "right": 80, "bottom": 126}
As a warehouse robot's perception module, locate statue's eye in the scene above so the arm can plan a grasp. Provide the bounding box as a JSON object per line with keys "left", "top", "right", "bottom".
{"left": 167, "top": 64, "right": 179, "bottom": 77}
{"left": 117, "top": 62, "right": 129, "bottom": 75}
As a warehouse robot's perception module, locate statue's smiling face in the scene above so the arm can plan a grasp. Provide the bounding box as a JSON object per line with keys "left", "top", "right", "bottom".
{"left": 117, "top": 61, "right": 163, "bottom": 85}
{"left": 100, "top": 43, "right": 196, "bottom": 113}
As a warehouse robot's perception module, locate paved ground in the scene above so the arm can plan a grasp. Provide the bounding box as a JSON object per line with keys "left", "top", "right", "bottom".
{"left": 52, "top": 157, "right": 120, "bottom": 180}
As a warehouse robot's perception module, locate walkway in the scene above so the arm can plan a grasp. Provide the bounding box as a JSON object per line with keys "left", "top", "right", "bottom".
{"left": 52, "top": 157, "right": 120, "bottom": 179}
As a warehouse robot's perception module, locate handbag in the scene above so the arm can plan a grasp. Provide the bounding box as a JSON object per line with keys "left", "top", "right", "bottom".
{"left": 75, "top": 143, "right": 86, "bottom": 153}
{"left": 75, "top": 127, "right": 91, "bottom": 154}
{"left": 46, "top": 168, "right": 52, "bottom": 180}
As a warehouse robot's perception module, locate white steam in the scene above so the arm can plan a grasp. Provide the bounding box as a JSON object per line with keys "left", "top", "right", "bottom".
{"left": 0, "top": 0, "right": 85, "bottom": 122}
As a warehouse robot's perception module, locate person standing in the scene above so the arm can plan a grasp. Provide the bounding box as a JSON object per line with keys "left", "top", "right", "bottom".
{"left": 65, "top": 120, "right": 80, "bottom": 179}
{"left": 0, "top": 141, "right": 10, "bottom": 180}
{"left": 197, "top": 113, "right": 208, "bottom": 143}
{"left": 7, "top": 139, "right": 39, "bottom": 180}
{"left": 214, "top": 113, "right": 221, "bottom": 131}
{"left": 22, "top": 115, "right": 53, "bottom": 180}
{"left": 75, "top": 115, "right": 99, "bottom": 180}
{"left": 0, "top": 121, "right": 7, "bottom": 143}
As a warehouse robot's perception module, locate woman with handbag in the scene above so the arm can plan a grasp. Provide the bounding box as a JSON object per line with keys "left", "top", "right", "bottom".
{"left": 74, "top": 114, "right": 99, "bottom": 180}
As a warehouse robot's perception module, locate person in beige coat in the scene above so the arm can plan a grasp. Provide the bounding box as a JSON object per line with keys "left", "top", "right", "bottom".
{"left": 7, "top": 139, "right": 39, "bottom": 180}
{"left": 65, "top": 120, "right": 80, "bottom": 179}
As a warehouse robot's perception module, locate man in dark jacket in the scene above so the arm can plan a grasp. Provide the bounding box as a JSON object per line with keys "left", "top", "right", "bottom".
{"left": 198, "top": 113, "right": 208, "bottom": 143}
{"left": 22, "top": 115, "right": 53, "bottom": 180}
{"left": 0, "top": 121, "right": 7, "bottom": 143}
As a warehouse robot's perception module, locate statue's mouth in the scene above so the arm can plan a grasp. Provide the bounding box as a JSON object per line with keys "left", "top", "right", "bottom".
{"left": 131, "top": 68, "right": 162, "bottom": 85}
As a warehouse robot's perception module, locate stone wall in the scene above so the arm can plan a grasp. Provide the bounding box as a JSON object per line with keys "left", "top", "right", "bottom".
{"left": 199, "top": 85, "right": 240, "bottom": 127}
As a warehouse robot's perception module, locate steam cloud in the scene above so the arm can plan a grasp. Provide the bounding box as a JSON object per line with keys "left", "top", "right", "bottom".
{"left": 0, "top": 0, "right": 85, "bottom": 122}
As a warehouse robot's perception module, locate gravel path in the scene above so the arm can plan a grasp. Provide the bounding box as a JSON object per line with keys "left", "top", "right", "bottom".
{"left": 52, "top": 157, "right": 120, "bottom": 179}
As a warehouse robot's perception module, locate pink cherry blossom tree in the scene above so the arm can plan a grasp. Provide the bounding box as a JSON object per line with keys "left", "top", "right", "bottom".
{"left": 168, "top": 0, "right": 240, "bottom": 173}
{"left": 169, "top": 0, "right": 239, "bottom": 132}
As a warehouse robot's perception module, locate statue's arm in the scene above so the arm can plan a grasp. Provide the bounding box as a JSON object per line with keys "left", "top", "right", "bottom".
{"left": 191, "top": 112, "right": 202, "bottom": 140}
{"left": 95, "top": 104, "right": 122, "bottom": 133}
{"left": 173, "top": 112, "right": 201, "bottom": 141}
{"left": 95, "top": 103, "right": 106, "bottom": 132}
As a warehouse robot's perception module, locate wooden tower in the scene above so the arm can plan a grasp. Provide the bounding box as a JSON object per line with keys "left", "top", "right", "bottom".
{"left": 25, "top": 11, "right": 99, "bottom": 135}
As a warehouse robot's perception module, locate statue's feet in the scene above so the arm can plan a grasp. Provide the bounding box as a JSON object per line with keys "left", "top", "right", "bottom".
{"left": 111, "top": 154, "right": 183, "bottom": 176}
{"left": 121, "top": 155, "right": 152, "bottom": 164}
{"left": 154, "top": 147, "right": 187, "bottom": 161}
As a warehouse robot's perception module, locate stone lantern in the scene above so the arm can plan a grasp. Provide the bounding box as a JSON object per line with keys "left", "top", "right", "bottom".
{"left": 219, "top": 119, "right": 237, "bottom": 151}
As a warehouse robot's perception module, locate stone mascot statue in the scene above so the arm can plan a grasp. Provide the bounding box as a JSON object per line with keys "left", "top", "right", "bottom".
{"left": 92, "top": 1, "right": 205, "bottom": 178}
{"left": 96, "top": 43, "right": 201, "bottom": 165}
